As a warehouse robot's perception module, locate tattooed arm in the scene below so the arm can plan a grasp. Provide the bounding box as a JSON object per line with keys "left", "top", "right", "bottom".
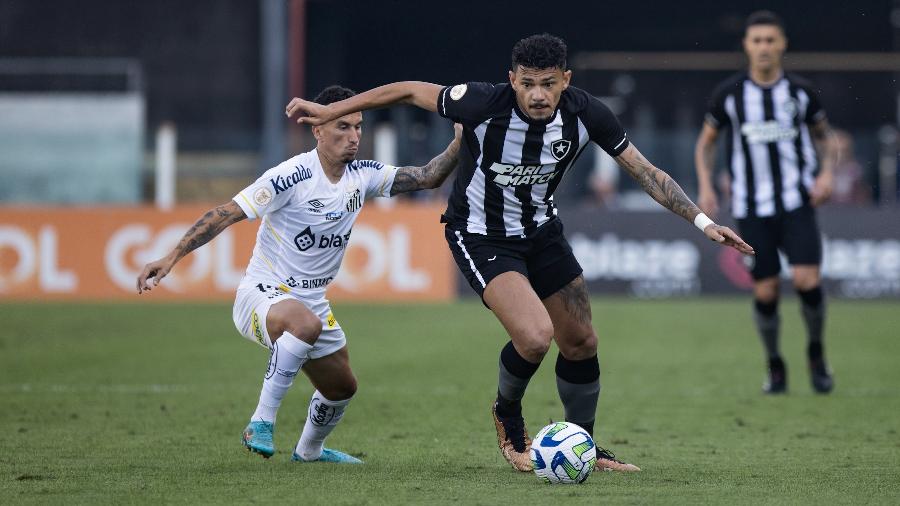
{"left": 615, "top": 143, "right": 755, "bottom": 254}
{"left": 136, "top": 201, "right": 247, "bottom": 293}
{"left": 390, "top": 124, "right": 463, "bottom": 196}
{"left": 616, "top": 144, "right": 701, "bottom": 222}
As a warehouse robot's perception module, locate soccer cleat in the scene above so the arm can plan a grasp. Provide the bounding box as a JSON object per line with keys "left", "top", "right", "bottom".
{"left": 763, "top": 357, "right": 787, "bottom": 394}
{"left": 242, "top": 421, "right": 275, "bottom": 458}
{"left": 809, "top": 358, "right": 834, "bottom": 394}
{"left": 491, "top": 401, "right": 533, "bottom": 472}
{"left": 291, "top": 448, "right": 363, "bottom": 464}
{"left": 595, "top": 446, "right": 641, "bottom": 472}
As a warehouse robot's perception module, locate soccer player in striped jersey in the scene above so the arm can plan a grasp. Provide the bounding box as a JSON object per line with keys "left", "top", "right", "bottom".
{"left": 286, "top": 34, "right": 754, "bottom": 473}
{"left": 137, "top": 85, "right": 462, "bottom": 463}
{"left": 695, "top": 11, "right": 837, "bottom": 395}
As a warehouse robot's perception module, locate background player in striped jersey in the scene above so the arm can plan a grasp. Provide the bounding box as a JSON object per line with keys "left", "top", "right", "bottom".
{"left": 694, "top": 11, "right": 837, "bottom": 394}
{"left": 286, "top": 35, "right": 754, "bottom": 473}
{"left": 137, "top": 86, "right": 462, "bottom": 462}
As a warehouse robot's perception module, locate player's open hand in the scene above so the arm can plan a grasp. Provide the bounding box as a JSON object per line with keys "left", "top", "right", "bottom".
{"left": 810, "top": 171, "right": 833, "bottom": 207}
{"left": 285, "top": 97, "right": 332, "bottom": 126}
{"left": 136, "top": 256, "right": 174, "bottom": 294}
{"left": 703, "top": 224, "right": 755, "bottom": 255}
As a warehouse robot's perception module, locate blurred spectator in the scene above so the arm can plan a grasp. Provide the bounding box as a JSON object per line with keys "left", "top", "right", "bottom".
{"left": 830, "top": 129, "right": 872, "bottom": 205}
{"left": 588, "top": 147, "right": 620, "bottom": 208}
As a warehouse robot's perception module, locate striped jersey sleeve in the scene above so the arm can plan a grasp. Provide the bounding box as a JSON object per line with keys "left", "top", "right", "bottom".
{"left": 437, "top": 82, "right": 507, "bottom": 124}
{"left": 580, "top": 95, "right": 629, "bottom": 156}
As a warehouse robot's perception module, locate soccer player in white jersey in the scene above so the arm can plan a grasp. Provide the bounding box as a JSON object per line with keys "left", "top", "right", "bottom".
{"left": 695, "top": 11, "right": 837, "bottom": 394}
{"left": 286, "top": 35, "right": 754, "bottom": 473}
{"left": 137, "top": 85, "right": 461, "bottom": 462}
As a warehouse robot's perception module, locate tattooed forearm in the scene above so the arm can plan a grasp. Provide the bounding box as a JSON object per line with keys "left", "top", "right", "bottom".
{"left": 556, "top": 276, "right": 592, "bottom": 326}
{"left": 616, "top": 146, "right": 701, "bottom": 222}
{"left": 171, "top": 202, "right": 246, "bottom": 262}
{"left": 390, "top": 139, "right": 460, "bottom": 195}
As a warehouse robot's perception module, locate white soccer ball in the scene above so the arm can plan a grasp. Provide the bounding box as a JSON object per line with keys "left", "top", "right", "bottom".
{"left": 530, "top": 422, "right": 596, "bottom": 484}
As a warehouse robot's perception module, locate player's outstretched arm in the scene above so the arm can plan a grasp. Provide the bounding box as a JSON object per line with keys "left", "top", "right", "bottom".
{"left": 615, "top": 144, "right": 754, "bottom": 255}
{"left": 136, "top": 201, "right": 247, "bottom": 294}
{"left": 390, "top": 124, "right": 463, "bottom": 196}
{"left": 285, "top": 82, "right": 443, "bottom": 126}
{"left": 694, "top": 123, "right": 721, "bottom": 217}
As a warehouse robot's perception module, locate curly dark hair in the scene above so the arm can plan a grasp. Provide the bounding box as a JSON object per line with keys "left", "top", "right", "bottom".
{"left": 511, "top": 33, "right": 567, "bottom": 71}
{"left": 745, "top": 10, "right": 785, "bottom": 34}
{"left": 313, "top": 85, "right": 356, "bottom": 105}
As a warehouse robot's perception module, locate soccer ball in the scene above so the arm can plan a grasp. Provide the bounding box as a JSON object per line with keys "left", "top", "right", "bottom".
{"left": 530, "top": 422, "right": 596, "bottom": 484}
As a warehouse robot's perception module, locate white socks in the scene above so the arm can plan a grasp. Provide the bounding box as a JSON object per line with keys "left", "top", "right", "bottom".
{"left": 251, "top": 331, "right": 312, "bottom": 424}
{"left": 293, "top": 391, "right": 352, "bottom": 460}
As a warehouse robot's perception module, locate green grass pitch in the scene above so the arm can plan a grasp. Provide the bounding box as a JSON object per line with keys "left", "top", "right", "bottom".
{"left": 2, "top": 298, "right": 898, "bottom": 504}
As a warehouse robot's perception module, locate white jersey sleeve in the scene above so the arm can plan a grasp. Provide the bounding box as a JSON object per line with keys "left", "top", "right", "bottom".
{"left": 233, "top": 158, "right": 313, "bottom": 220}
{"left": 349, "top": 159, "right": 399, "bottom": 200}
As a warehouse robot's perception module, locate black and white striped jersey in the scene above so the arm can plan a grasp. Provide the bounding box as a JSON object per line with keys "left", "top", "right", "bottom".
{"left": 437, "top": 82, "right": 629, "bottom": 237}
{"left": 706, "top": 72, "right": 826, "bottom": 219}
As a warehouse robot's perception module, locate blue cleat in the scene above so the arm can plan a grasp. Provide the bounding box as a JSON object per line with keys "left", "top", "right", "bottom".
{"left": 242, "top": 421, "right": 275, "bottom": 458}
{"left": 291, "top": 448, "right": 363, "bottom": 464}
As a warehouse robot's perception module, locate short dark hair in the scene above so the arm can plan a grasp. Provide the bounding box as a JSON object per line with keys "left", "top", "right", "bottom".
{"left": 511, "top": 33, "right": 567, "bottom": 71}
{"left": 313, "top": 85, "right": 356, "bottom": 105}
{"left": 745, "top": 10, "right": 785, "bottom": 34}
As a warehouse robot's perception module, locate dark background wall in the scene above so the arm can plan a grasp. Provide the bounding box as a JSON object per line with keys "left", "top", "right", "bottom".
{"left": 1, "top": 0, "right": 896, "bottom": 151}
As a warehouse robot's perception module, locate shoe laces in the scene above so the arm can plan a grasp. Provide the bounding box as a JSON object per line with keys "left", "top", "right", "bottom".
{"left": 253, "top": 422, "right": 274, "bottom": 445}
{"left": 596, "top": 446, "right": 623, "bottom": 464}
{"left": 500, "top": 416, "right": 527, "bottom": 453}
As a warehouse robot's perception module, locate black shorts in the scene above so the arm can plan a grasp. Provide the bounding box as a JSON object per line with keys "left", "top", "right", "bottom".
{"left": 445, "top": 219, "right": 583, "bottom": 300}
{"left": 736, "top": 205, "right": 822, "bottom": 280}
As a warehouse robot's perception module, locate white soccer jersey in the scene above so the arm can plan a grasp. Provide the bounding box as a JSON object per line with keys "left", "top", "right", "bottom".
{"left": 233, "top": 149, "right": 397, "bottom": 300}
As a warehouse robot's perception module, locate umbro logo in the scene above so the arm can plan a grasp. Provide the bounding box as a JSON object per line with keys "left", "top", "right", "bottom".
{"left": 308, "top": 199, "right": 325, "bottom": 208}
{"left": 551, "top": 139, "right": 571, "bottom": 161}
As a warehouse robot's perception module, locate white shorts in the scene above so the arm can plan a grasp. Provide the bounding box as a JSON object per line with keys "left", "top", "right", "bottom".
{"left": 232, "top": 281, "right": 346, "bottom": 360}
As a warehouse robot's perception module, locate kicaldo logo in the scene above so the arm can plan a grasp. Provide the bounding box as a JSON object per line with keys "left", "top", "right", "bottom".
{"left": 0, "top": 226, "right": 77, "bottom": 293}
{"left": 104, "top": 224, "right": 245, "bottom": 293}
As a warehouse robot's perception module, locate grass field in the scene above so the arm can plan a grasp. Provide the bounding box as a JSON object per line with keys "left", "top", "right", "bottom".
{"left": 1, "top": 298, "right": 899, "bottom": 504}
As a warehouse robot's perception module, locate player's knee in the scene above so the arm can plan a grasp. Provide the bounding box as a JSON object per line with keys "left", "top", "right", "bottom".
{"left": 753, "top": 282, "right": 779, "bottom": 303}
{"left": 517, "top": 325, "right": 553, "bottom": 361}
{"left": 283, "top": 313, "right": 322, "bottom": 344}
{"left": 792, "top": 273, "right": 820, "bottom": 291}
{"left": 560, "top": 330, "right": 597, "bottom": 360}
